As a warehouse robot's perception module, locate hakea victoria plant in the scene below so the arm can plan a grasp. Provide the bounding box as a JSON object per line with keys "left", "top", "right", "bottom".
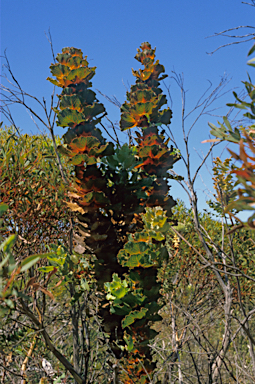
{"left": 48, "top": 43, "right": 180, "bottom": 383}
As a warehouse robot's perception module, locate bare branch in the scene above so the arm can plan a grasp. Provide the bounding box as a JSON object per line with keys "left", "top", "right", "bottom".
{"left": 206, "top": 24, "right": 255, "bottom": 55}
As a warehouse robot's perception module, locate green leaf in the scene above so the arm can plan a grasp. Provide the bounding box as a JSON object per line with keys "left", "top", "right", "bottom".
{"left": 106, "top": 156, "right": 119, "bottom": 169}
{"left": 244, "top": 112, "right": 255, "bottom": 120}
{"left": 248, "top": 43, "right": 255, "bottom": 57}
{"left": 227, "top": 103, "right": 248, "bottom": 110}
{"left": 71, "top": 136, "right": 100, "bottom": 151}
{"left": 105, "top": 273, "right": 129, "bottom": 299}
{"left": 160, "top": 108, "right": 172, "bottom": 125}
{"left": 223, "top": 116, "right": 232, "bottom": 131}
{"left": 54, "top": 373, "right": 66, "bottom": 384}
{"left": 120, "top": 115, "right": 136, "bottom": 130}
{"left": 123, "top": 240, "right": 148, "bottom": 255}
{"left": 124, "top": 333, "right": 134, "bottom": 352}
{"left": 20, "top": 252, "right": 52, "bottom": 272}
{"left": 80, "top": 278, "right": 90, "bottom": 291}
{"left": 59, "top": 95, "right": 82, "bottom": 111}
{"left": 82, "top": 103, "right": 105, "bottom": 118}
{"left": 69, "top": 153, "right": 95, "bottom": 166}
{"left": 118, "top": 251, "right": 155, "bottom": 268}
{"left": 121, "top": 291, "right": 146, "bottom": 307}
{"left": 0, "top": 234, "right": 17, "bottom": 253}
{"left": 46, "top": 77, "right": 62, "bottom": 86}
{"left": 57, "top": 109, "right": 86, "bottom": 127}
{"left": 0, "top": 203, "right": 8, "bottom": 216}
{"left": 248, "top": 57, "right": 255, "bottom": 66}
{"left": 122, "top": 307, "right": 148, "bottom": 328}
{"left": 110, "top": 303, "right": 131, "bottom": 316}
{"left": 47, "top": 253, "right": 66, "bottom": 267}
{"left": 37, "top": 266, "right": 55, "bottom": 273}
{"left": 50, "top": 63, "right": 70, "bottom": 78}
{"left": 67, "top": 66, "right": 96, "bottom": 82}
{"left": 148, "top": 230, "right": 165, "bottom": 241}
{"left": 20, "top": 255, "right": 41, "bottom": 272}
{"left": 0, "top": 254, "right": 10, "bottom": 269}
{"left": 4, "top": 299, "right": 15, "bottom": 309}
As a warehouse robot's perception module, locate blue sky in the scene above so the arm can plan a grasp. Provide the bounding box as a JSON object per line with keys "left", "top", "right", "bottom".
{"left": 1, "top": 0, "right": 254, "bottom": 216}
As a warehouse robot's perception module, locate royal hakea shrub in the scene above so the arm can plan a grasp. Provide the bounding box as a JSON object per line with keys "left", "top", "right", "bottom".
{"left": 48, "top": 43, "right": 179, "bottom": 383}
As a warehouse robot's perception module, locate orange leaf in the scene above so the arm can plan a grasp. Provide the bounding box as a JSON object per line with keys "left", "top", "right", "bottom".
{"left": 3, "top": 265, "right": 22, "bottom": 294}
{"left": 201, "top": 139, "right": 221, "bottom": 143}
{"left": 54, "top": 277, "right": 65, "bottom": 288}
{"left": 38, "top": 286, "right": 55, "bottom": 301}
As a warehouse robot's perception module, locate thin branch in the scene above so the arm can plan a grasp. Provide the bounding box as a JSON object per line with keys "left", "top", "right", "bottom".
{"left": 207, "top": 37, "right": 255, "bottom": 55}
{"left": 44, "top": 28, "right": 56, "bottom": 63}
{"left": 0, "top": 362, "right": 25, "bottom": 379}
{"left": 192, "top": 142, "right": 218, "bottom": 184}
{"left": 206, "top": 26, "right": 255, "bottom": 39}
{"left": 242, "top": 0, "right": 255, "bottom": 6}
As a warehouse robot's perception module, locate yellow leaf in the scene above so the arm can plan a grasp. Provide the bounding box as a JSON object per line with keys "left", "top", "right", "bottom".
{"left": 64, "top": 201, "right": 86, "bottom": 214}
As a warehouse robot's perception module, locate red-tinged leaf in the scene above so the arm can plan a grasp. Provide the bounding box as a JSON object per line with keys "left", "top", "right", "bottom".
{"left": 30, "top": 283, "right": 40, "bottom": 291}
{"left": 45, "top": 267, "right": 58, "bottom": 285}
{"left": 227, "top": 148, "right": 240, "bottom": 160}
{"left": 67, "top": 67, "right": 96, "bottom": 83}
{"left": 70, "top": 136, "right": 100, "bottom": 152}
{"left": 38, "top": 286, "right": 55, "bottom": 301}
{"left": 239, "top": 140, "right": 247, "bottom": 162}
{"left": 49, "top": 63, "right": 70, "bottom": 79}
{"left": 234, "top": 170, "right": 252, "bottom": 179}
{"left": 120, "top": 116, "right": 137, "bottom": 130}
{"left": 57, "top": 109, "right": 86, "bottom": 128}
{"left": 59, "top": 95, "right": 83, "bottom": 111}
{"left": 3, "top": 265, "right": 21, "bottom": 294}
{"left": 246, "top": 134, "right": 255, "bottom": 154}
{"left": 61, "top": 47, "right": 83, "bottom": 58}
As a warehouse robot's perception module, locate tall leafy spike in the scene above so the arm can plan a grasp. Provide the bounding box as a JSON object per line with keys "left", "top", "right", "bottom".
{"left": 120, "top": 42, "right": 171, "bottom": 130}
{"left": 48, "top": 47, "right": 113, "bottom": 211}
{"left": 120, "top": 42, "right": 180, "bottom": 213}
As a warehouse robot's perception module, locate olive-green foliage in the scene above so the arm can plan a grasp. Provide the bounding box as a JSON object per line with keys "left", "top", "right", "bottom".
{"left": 153, "top": 199, "right": 255, "bottom": 383}
{"left": 208, "top": 41, "right": 255, "bottom": 227}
